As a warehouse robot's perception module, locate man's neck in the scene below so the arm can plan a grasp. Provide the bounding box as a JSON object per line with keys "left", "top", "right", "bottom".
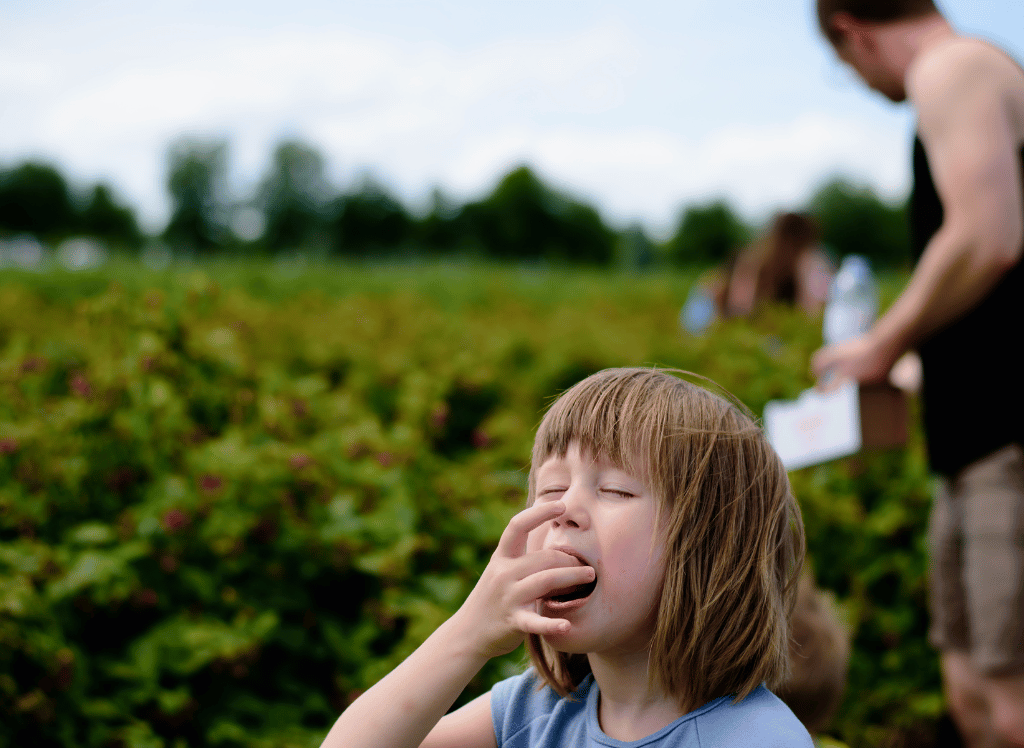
{"left": 878, "top": 13, "right": 956, "bottom": 81}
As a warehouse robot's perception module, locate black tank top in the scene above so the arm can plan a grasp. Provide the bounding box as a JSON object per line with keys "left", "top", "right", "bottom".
{"left": 909, "top": 136, "right": 1024, "bottom": 476}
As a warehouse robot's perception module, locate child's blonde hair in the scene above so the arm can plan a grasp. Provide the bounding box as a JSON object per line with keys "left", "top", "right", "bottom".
{"left": 525, "top": 367, "right": 805, "bottom": 709}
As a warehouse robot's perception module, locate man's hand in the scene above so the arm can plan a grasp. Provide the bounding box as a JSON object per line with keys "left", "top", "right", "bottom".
{"left": 811, "top": 333, "right": 896, "bottom": 390}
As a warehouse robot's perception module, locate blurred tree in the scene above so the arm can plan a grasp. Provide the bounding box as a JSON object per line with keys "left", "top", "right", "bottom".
{"left": 460, "top": 166, "right": 614, "bottom": 265}
{"left": 667, "top": 200, "right": 751, "bottom": 267}
{"left": 555, "top": 202, "right": 615, "bottom": 265}
{"left": 614, "top": 223, "right": 658, "bottom": 271}
{"left": 163, "top": 139, "right": 231, "bottom": 254}
{"left": 807, "top": 179, "right": 910, "bottom": 269}
{"left": 0, "top": 162, "right": 76, "bottom": 238}
{"left": 330, "top": 179, "right": 413, "bottom": 256}
{"left": 417, "top": 188, "right": 467, "bottom": 255}
{"left": 254, "top": 140, "right": 334, "bottom": 253}
{"left": 79, "top": 183, "right": 143, "bottom": 249}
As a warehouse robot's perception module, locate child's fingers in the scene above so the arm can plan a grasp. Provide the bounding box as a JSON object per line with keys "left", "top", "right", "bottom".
{"left": 515, "top": 564, "right": 595, "bottom": 604}
{"left": 495, "top": 501, "right": 565, "bottom": 558}
{"left": 513, "top": 609, "right": 571, "bottom": 637}
{"left": 511, "top": 548, "right": 587, "bottom": 578}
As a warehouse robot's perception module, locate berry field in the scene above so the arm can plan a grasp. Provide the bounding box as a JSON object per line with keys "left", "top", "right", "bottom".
{"left": 0, "top": 259, "right": 938, "bottom": 748}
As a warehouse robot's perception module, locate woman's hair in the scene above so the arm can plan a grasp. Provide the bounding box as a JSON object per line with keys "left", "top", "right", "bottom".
{"left": 525, "top": 368, "right": 805, "bottom": 709}
{"left": 720, "top": 212, "right": 825, "bottom": 318}
{"left": 816, "top": 0, "right": 940, "bottom": 44}
{"left": 751, "top": 212, "right": 821, "bottom": 307}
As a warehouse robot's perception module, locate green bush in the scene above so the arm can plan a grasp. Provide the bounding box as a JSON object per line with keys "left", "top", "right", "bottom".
{"left": 0, "top": 261, "right": 937, "bottom": 747}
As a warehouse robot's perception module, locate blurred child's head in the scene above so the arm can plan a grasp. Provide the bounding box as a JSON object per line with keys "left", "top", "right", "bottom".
{"left": 525, "top": 367, "right": 805, "bottom": 709}
{"left": 775, "top": 570, "right": 851, "bottom": 734}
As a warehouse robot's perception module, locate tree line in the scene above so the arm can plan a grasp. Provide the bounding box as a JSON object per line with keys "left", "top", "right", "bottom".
{"left": 0, "top": 137, "right": 911, "bottom": 269}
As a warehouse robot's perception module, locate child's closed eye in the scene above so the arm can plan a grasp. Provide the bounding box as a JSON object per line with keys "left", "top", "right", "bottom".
{"left": 601, "top": 487, "right": 636, "bottom": 498}
{"left": 537, "top": 487, "right": 567, "bottom": 500}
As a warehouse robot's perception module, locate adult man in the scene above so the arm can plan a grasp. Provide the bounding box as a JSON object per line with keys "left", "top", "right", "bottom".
{"left": 811, "top": 1, "right": 1024, "bottom": 746}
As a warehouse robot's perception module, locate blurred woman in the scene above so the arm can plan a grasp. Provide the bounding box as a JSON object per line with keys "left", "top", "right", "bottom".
{"left": 722, "top": 212, "right": 833, "bottom": 318}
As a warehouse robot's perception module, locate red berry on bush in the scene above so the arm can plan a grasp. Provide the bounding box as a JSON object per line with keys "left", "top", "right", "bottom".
{"left": 134, "top": 589, "right": 159, "bottom": 608}
{"left": 69, "top": 373, "right": 92, "bottom": 398}
{"left": 161, "top": 509, "right": 191, "bottom": 534}
{"left": 429, "top": 404, "right": 449, "bottom": 430}
{"left": 199, "top": 474, "right": 223, "bottom": 495}
{"left": 20, "top": 355, "right": 45, "bottom": 374}
{"left": 288, "top": 453, "right": 313, "bottom": 471}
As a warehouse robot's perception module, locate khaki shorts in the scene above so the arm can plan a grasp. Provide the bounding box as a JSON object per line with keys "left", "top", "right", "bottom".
{"left": 928, "top": 443, "right": 1024, "bottom": 675}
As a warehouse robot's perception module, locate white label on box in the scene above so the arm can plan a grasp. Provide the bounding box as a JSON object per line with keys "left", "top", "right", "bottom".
{"left": 763, "top": 381, "right": 862, "bottom": 471}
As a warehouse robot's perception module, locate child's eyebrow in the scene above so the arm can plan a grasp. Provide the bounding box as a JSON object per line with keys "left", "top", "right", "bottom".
{"left": 535, "top": 463, "right": 565, "bottom": 476}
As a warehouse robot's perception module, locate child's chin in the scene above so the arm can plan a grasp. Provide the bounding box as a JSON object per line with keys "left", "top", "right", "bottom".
{"left": 539, "top": 631, "right": 589, "bottom": 654}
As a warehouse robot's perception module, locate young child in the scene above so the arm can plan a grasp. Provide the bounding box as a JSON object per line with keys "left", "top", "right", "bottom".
{"left": 322, "top": 367, "right": 813, "bottom": 747}
{"left": 775, "top": 570, "right": 852, "bottom": 746}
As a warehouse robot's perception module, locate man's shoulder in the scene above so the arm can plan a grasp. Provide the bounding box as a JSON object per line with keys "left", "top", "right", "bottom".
{"left": 920, "top": 36, "right": 1016, "bottom": 68}
{"left": 907, "top": 37, "right": 1024, "bottom": 145}
{"left": 909, "top": 37, "right": 1022, "bottom": 102}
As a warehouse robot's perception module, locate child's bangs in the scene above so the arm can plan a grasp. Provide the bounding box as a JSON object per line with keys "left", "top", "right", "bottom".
{"left": 530, "top": 370, "right": 669, "bottom": 488}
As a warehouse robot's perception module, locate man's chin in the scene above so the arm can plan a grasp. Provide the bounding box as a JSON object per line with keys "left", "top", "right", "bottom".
{"left": 875, "top": 84, "right": 907, "bottom": 103}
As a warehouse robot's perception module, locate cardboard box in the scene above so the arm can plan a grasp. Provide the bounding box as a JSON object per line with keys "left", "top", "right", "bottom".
{"left": 764, "top": 381, "right": 910, "bottom": 471}
{"left": 858, "top": 382, "right": 908, "bottom": 449}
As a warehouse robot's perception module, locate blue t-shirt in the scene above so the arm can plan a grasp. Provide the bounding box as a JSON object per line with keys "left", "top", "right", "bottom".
{"left": 491, "top": 669, "right": 813, "bottom": 748}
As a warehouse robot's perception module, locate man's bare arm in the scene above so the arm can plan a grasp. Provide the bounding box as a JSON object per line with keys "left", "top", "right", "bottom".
{"left": 814, "top": 42, "right": 1024, "bottom": 383}
{"left": 880, "top": 43, "right": 1022, "bottom": 338}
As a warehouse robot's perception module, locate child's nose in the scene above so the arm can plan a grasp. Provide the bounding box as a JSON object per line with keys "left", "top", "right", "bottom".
{"left": 553, "top": 484, "right": 590, "bottom": 530}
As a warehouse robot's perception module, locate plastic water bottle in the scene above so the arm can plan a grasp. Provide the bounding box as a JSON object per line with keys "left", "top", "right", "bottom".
{"left": 822, "top": 254, "right": 878, "bottom": 345}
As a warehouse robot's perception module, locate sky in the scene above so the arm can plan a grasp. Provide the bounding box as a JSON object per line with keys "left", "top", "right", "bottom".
{"left": 2, "top": 0, "right": 1023, "bottom": 239}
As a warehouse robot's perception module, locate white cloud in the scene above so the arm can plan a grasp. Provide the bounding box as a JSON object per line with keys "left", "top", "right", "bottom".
{"left": 415, "top": 111, "right": 912, "bottom": 239}
{"left": 1, "top": 15, "right": 644, "bottom": 231}
{"left": 0, "top": 4, "right": 916, "bottom": 238}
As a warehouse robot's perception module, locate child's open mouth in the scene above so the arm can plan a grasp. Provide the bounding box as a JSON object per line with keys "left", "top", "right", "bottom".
{"left": 545, "top": 578, "right": 597, "bottom": 604}
{"left": 542, "top": 549, "right": 597, "bottom": 612}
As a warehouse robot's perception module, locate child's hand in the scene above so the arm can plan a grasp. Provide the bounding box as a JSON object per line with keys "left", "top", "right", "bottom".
{"left": 319, "top": 502, "right": 588, "bottom": 748}
{"left": 451, "top": 501, "right": 595, "bottom": 660}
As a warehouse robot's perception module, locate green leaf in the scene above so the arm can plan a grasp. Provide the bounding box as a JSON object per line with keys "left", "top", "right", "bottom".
{"left": 68, "top": 522, "right": 117, "bottom": 546}
{"left": 46, "top": 542, "right": 149, "bottom": 601}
